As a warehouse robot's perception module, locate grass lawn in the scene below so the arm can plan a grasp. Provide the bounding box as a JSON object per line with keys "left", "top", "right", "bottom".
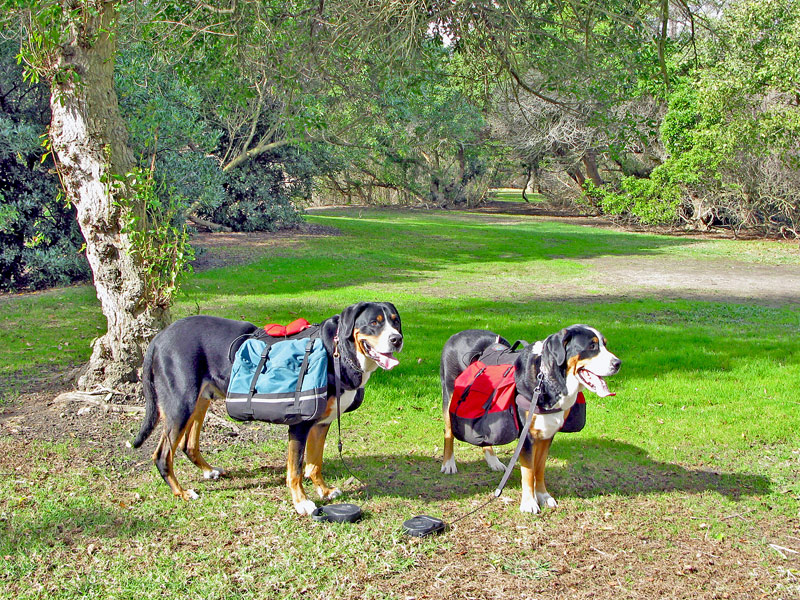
{"left": 489, "top": 188, "right": 545, "bottom": 203}
{"left": 1, "top": 208, "right": 799, "bottom": 599}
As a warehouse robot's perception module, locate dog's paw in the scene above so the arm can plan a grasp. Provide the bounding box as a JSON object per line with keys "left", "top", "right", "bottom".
{"left": 203, "top": 467, "right": 225, "bottom": 480}
{"left": 536, "top": 492, "right": 558, "bottom": 510}
{"left": 519, "top": 495, "right": 541, "bottom": 514}
{"left": 182, "top": 489, "right": 200, "bottom": 501}
{"left": 484, "top": 452, "right": 506, "bottom": 472}
{"left": 316, "top": 487, "right": 342, "bottom": 501}
{"left": 441, "top": 456, "right": 458, "bottom": 474}
{"left": 294, "top": 499, "right": 317, "bottom": 516}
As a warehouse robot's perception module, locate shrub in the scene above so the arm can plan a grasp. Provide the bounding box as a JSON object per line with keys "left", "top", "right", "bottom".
{"left": 195, "top": 155, "right": 305, "bottom": 232}
{"left": 584, "top": 174, "right": 682, "bottom": 226}
{"left": 0, "top": 40, "right": 89, "bottom": 291}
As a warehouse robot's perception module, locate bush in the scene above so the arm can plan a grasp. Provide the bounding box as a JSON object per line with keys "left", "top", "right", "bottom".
{"left": 195, "top": 154, "right": 305, "bottom": 232}
{"left": 584, "top": 174, "right": 682, "bottom": 226}
{"left": 0, "top": 40, "right": 89, "bottom": 291}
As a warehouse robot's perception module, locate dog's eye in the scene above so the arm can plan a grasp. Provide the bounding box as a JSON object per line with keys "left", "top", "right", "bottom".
{"left": 370, "top": 320, "right": 379, "bottom": 327}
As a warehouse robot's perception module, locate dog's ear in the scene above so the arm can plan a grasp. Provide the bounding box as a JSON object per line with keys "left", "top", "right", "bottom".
{"left": 537, "top": 329, "right": 570, "bottom": 407}
{"left": 541, "top": 328, "right": 568, "bottom": 367}
{"left": 338, "top": 302, "right": 368, "bottom": 340}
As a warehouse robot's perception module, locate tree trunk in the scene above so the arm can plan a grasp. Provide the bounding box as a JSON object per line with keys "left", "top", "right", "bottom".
{"left": 567, "top": 166, "right": 586, "bottom": 187}
{"left": 46, "top": 2, "right": 169, "bottom": 392}
{"left": 582, "top": 150, "right": 604, "bottom": 187}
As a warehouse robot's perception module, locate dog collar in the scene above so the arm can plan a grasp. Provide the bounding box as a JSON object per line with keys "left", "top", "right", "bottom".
{"left": 334, "top": 328, "right": 363, "bottom": 373}
{"left": 515, "top": 393, "right": 563, "bottom": 415}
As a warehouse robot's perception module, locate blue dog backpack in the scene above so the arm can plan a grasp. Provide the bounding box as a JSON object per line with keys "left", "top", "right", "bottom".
{"left": 225, "top": 335, "right": 329, "bottom": 425}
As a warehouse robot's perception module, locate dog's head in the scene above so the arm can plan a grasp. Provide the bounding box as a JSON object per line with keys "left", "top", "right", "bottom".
{"left": 530, "top": 324, "right": 621, "bottom": 410}
{"left": 338, "top": 302, "right": 403, "bottom": 371}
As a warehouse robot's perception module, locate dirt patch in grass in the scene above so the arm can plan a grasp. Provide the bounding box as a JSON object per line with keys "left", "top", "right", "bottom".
{"left": 190, "top": 222, "right": 341, "bottom": 272}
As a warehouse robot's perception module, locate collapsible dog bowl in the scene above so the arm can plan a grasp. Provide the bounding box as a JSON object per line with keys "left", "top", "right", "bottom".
{"left": 311, "top": 503, "right": 363, "bottom": 523}
{"left": 402, "top": 515, "right": 446, "bottom": 537}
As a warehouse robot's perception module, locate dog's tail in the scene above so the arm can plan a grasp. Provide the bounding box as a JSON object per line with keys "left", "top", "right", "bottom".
{"left": 132, "top": 344, "right": 159, "bottom": 448}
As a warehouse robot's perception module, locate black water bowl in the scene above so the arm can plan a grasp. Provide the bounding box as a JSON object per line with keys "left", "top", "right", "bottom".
{"left": 402, "top": 515, "right": 446, "bottom": 537}
{"left": 311, "top": 503, "right": 363, "bottom": 523}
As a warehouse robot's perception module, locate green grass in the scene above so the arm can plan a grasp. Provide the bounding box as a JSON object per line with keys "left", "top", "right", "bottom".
{"left": 490, "top": 188, "right": 545, "bottom": 203}
{"left": 1, "top": 207, "right": 799, "bottom": 599}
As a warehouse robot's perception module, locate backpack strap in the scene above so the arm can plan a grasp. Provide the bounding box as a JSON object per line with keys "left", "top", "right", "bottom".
{"left": 457, "top": 365, "right": 486, "bottom": 408}
{"left": 244, "top": 343, "right": 272, "bottom": 420}
{"left": 228, "top": 332, "right": 257, "bottom": 364}
{"left": 509, "top": 339, "right": 529, "bottom": 352}
{"left": 286, "top": 335, "right": 316, "bottom": 421}
{"left": 481, "top": 365, "right": 513, "bottom": 412}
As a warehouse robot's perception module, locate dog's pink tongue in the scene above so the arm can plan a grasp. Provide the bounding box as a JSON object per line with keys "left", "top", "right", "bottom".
{"left": 580, "top": 370, "right": 615, "bottom": 397}
{"left": 376, "top": 353, "right": 399, "bottom": 370}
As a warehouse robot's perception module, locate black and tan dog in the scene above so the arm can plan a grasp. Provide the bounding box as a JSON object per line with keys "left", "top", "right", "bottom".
{"left": 440, "top": 325, "right": 620, "bottom": 513}
{"left": 132, "top": 302, "right": 403, "bottom": 515}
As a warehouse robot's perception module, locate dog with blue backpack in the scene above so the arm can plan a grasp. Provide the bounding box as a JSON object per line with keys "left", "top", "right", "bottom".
{"left": 131, "top": 302, "right": 403, "bottom": 516}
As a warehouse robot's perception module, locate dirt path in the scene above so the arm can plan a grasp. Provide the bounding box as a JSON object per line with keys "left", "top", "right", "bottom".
{"left": 468, "top": 200, "right": 800, "bottom": 305}
{"left": 582, "top": 255, "right": 800, "bottom": 305}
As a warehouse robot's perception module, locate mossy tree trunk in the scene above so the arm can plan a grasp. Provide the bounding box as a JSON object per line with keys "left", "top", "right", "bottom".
{"left": 45, "top": 1, "right": 169, "bottom": 392}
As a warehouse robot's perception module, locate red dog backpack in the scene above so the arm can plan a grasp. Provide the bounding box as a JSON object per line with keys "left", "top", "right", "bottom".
{"left": 450, "top": 343, "right": 522, "bottom": 447}
{"left": 450, "top": 341, "right": 587, "bottom": 446}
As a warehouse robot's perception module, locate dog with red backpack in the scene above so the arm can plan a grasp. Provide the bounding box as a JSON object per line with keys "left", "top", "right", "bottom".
{"left": 440, "top": 325, "right": 621, "bottom": 514}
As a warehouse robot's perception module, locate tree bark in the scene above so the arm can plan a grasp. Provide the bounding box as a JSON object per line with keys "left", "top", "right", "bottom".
{"left": 582, "top": 150, "right": 604, "bottom": 187}
{"left": 46, "top": 2, "right": 169, "bottom": 392}
{"left": 567, "top": 166, "right": 586, "bottom": 187}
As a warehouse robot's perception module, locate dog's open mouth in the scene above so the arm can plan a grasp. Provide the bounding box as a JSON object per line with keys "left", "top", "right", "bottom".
{"left": 362, "top": 340, "right": 399, "bottom": 370}
{"left": 578, "top": 368, "right": 615, "bottom": 397}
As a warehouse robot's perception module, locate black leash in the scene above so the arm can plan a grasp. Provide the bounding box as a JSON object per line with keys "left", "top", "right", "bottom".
{"left": 332, "top": 332, "right": 369, "bottom": 491}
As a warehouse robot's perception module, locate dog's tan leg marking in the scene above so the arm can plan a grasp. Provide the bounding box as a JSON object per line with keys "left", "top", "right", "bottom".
{"left": 182, "top": 388, "right": 225, "bottom": 481}
{"left": 529, "top": 406, "right": 571, "bottom": 510}
{"left": 533, "top": 437, "right": 556, "bottom": 509}
{"left": 304, "top": 423, "right": 340, "bottom": 500}
{"left": 441, "top": 399, "right": 457, "bottom": 474}
{"left": 153, "top": 412, "right": 198, "bottom": 501}
{"left": 286, "top": 435, "right": 315, "bottom": 515}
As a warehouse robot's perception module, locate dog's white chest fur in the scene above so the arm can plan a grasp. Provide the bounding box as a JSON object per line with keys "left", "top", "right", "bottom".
{"left": 531, "top": 387, "right": 579, "bottom": 439}
{"left": 532, "top": 411, "right": 566, "bottom": 439}
{"left": 319, "top": 371, "right": 372, "bottom": 425}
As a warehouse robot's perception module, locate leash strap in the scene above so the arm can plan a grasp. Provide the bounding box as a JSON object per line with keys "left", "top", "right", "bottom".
{"left": 448, "top": 371, "right": 545, "bottom": 527}
{"left": 333, "top": 340, "right": 344, "bottom": 454}
{"left": 332, "top": 332, "right": 368, "bottom": 488}
{"left": 493, "top": 371, "right": 544, "bottom": 498}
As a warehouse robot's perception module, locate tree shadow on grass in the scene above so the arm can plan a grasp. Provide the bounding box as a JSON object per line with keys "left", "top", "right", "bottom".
{"left": 187, "top": 210, "right": 703, "bottom": 301}
{"left": 163, "top": 433, "right": 771, "bottom": 508}
{"left": 307, "top": 437, "right": 771, "bottom": 505}
{"left": 548, "top": 436, "right": 771, "bottom": 500}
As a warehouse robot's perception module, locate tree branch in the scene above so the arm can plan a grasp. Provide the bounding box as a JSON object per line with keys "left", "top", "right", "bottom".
{"left": 222, "top": 139, "right": 289, "bottom": 172}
